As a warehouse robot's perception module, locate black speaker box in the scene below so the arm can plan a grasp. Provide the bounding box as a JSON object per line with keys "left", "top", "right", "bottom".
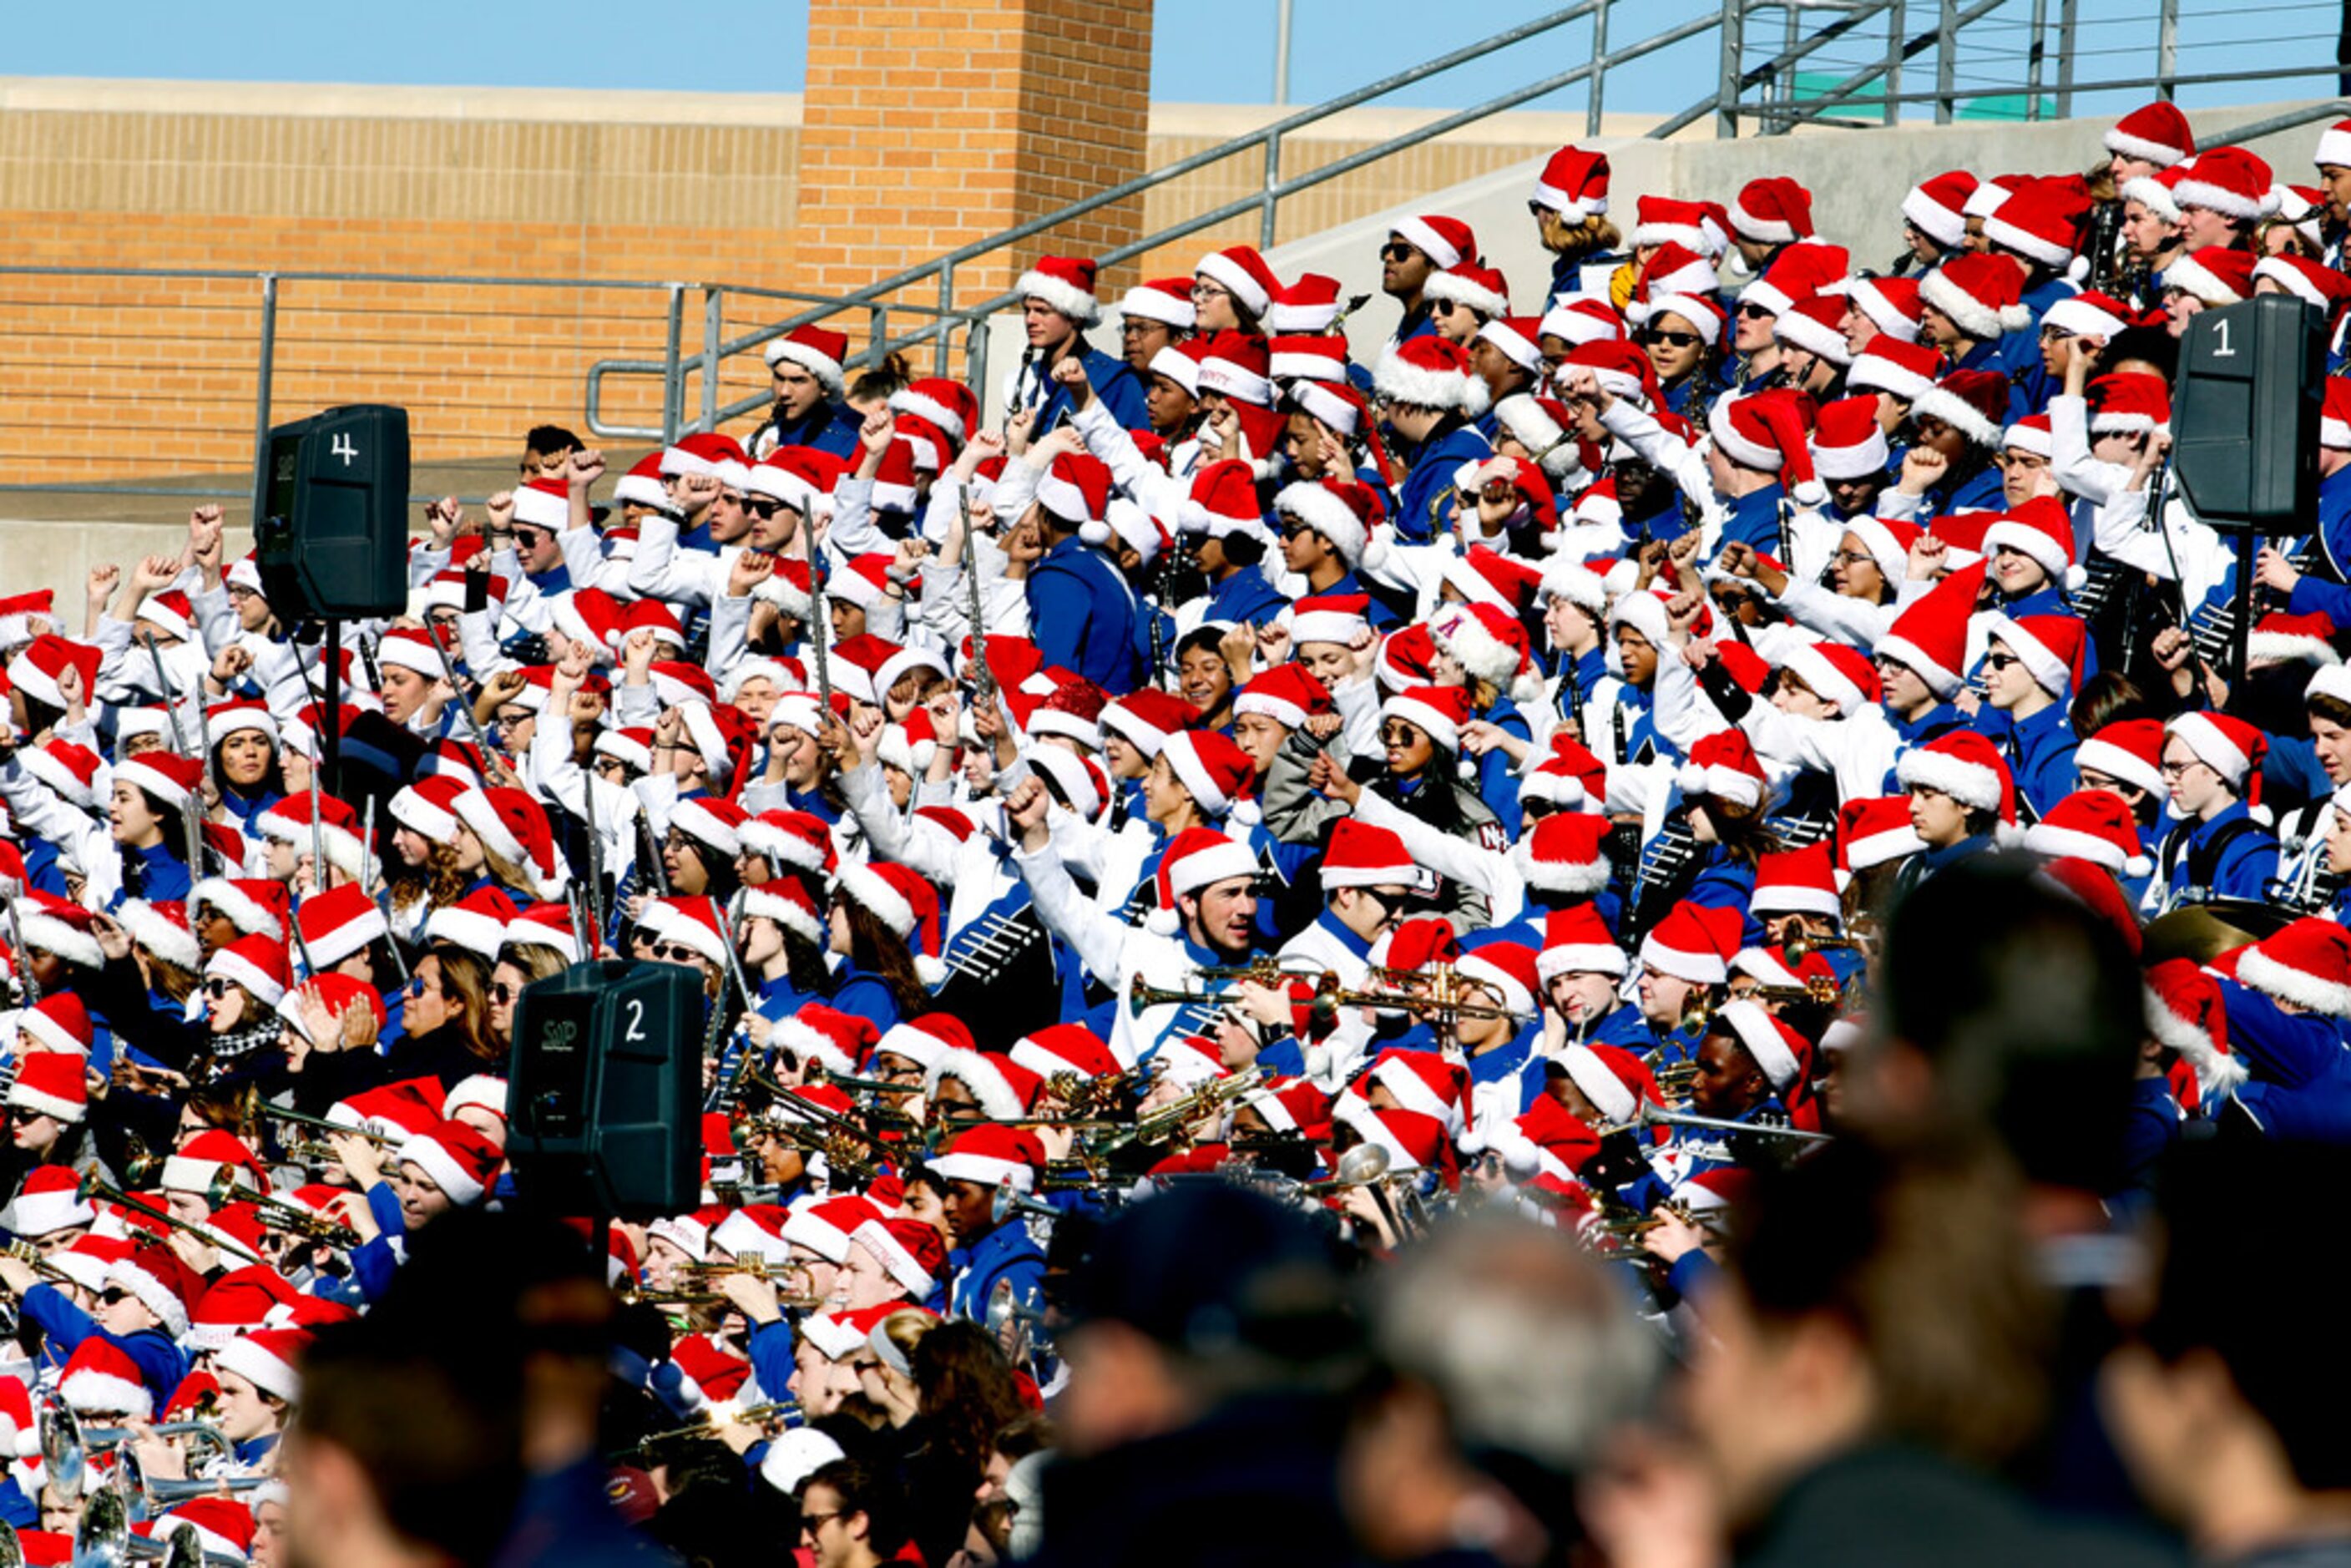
{"left": 506, "top": 960, "right": 704, "bottom": 1220}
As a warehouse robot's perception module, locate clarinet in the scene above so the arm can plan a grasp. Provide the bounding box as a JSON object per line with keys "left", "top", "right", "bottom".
{"left": 2190, "top": 539, "right": 2312, "bottom": 668}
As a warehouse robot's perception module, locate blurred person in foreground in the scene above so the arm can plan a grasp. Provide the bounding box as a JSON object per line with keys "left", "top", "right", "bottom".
{"left": 1351, "top": 1214, "right": 1666, "bottom": 1565}
{"left": 281, "top": 1316, "right": 524, "bottom": 1568}
{"left": 1028, "top": 1182, "right": 1363, "bottom": 1568}
{"left": 2105, "top": 1139, "right": 2351, "bottom": 1566}
{"left": 1593, "top": 1138, "right": 2179, "bottom": 1568}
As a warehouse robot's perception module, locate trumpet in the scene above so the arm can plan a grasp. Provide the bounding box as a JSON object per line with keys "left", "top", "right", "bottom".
{"left": 73, "top": 1174, "right": 265, "bottom": 1265}
{"left": 991, "top": 1181, "right": 1067, "bottom": 1227}
{"left": 1090, "top": 1067, "right": 1264, "bottom": 1156}
{"left": 240, "top": 1091, "right": 407, "bottom": 1152}
{"left": 2, "top": 1240, "right": 79, "bottom": 1291}
{"left": 1777, "top": 933, "right": 1862, "bottom": 962}
{"left": 624, "top": 1399, "right": 801, "bottom": 1454}
{"left": 1652, "top": 1062, "right": 1700, "bottom": 1096}
{"left": 804, "top": 1064, "right": 923, "bottom": 1099}
{"left": 1729, "top": 976, "right": 1843, "bottom": 1006}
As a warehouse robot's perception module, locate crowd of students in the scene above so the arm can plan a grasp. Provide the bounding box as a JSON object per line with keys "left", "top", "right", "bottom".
{"left": 2, "top": 94, "right": 2351, "bottom": 1565}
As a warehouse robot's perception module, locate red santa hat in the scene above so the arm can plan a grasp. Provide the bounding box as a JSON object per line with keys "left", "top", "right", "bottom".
{"left": 1536, "top": 902, "right": 1628, "bottom": 981}
{"left": 1016, "top": 255, "right": 1100, "bottom": 322}
{"left": 926, "top": 1050, "right": 1043, "bottom": 1122}
{"left": 60, "top": 1338, "right": 156, "bottom": 1418}
{"left": 1639, "top": 901, "right": 1745, "bottom": 986}
{"left": 1984, "top": 609, "right": 2087, "bottom": 695}
{"left": 423, "top": 886, "right": 523, "bottom": 957}
{"left": 1391, "top": 213, "right": 1478, "bottom": 270}
{"left": 928, "top": 1123, "right": 1046, "bottom": 1194}
{"left": 1194, "top": 245, "right": 1281, "bottom": 320}
{"left": 2174, "top": 146, "right": 2277, "bottom": 222}
{"left": 1838, "top": 796, "right": 1929, "bottom": 873}
{"left": 1119, "top": 276, "right": 1197, "bottom": 329}
{"left": 2022, "top": 789, "right": 2154, "bottom": 877}
{"left": 1873, "top": 566, "right": 1980, "bottom": 699}
{"left": 1729, "top": 177, "right": 1815, "bottom": 245}
{"left": 2106, "top": 100, "right": 2196, "bottom": 167}
{"left": 7, "top": 1052, "right": 88, "bottom": 1125}
{"left": 1676, "top": 729, "right": 1770, "bottom": 810}
{"left": 2142, "top": 957, "right": 2244, "bottom": 1098}
{"left": 1750, "top": 842, "right": 1843, "bottom": 918}
{"left": 396, "top": 1120, "right": 504, "bottom": 1207}
{"left": 1145, "top": 827, "right": 1260, "bottom": 938}
{"left": 1373, "top": 336, "right": 1491, "bottom": 416}
{"left": 2075, "top": 717, "right": 2170, "bottom": 799}
{"left": 2166, "top": 245, "right": 2257, "bottom": 307}
{"left": 1317, "top": 820, "right": 1418, "bottom": 892}
{"left": 2165, "top": 711, "right": 2268, "bottom": 802}
{"left": 762, "top": 324, "right": 849, "bottom": 396}
{"left": 834, "top": 862, "right": 945, "bottom": 984}
{"left": 1919, "top": 252, "right": 2032, "bottom": 341}
{"left": 1379, "top": 685, "right": 1475, "bottom": 755}
{"left": 1531, "top": 145, "right": 1610, "bottom": 218}
{"left": 1508, "top": 812, "right": 1609, "bottom": 901}
{"left": 1895, "top": 731, "right": 2017, "bottom": 823}
{"left": 206, "top": 934, "right": 290, "bottom": 1009}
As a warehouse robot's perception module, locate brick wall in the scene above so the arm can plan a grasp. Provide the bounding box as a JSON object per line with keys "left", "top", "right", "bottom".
{"left": 793, "top": 0, "right": 1155, "bottom": 309}
{"left": 0, "top": 77, "right": 1585, "bottom": 493}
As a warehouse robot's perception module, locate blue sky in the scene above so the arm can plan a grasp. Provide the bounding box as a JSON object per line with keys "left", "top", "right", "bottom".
{"left": 8, "top": 0, "right": 2335, "bottom": 114}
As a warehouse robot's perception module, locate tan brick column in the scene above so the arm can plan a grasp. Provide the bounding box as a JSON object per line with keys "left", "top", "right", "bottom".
{"left": 795, "top": 0, "right": 1156, "bottom": 311}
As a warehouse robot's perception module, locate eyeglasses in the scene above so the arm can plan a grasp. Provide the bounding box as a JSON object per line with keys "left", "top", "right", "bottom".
{"left": 6, "top": 1107, "right": 45, "bottom": 1125}
{"left": 513, "top": 527, "right": 550, "bottom": 548}
{"left": 99, "top": 1287, "right": 131, "bottom": 1307}
{"left": 407, "top": 976, "right": 439, "bottom": 999}
{"left": 1429, "top": 298, "right": 1459, "bottom": 316}
{"left": 1980, "top": 652, "right": 2020, "bottom": 671}
{"left": 1832, "top": 549, "right": 1878, "bottom": 567}
{"left": 801, "top": 1512, "right": 842, "bottom": 1533}
{"left": 1378, "top": 723, "right": 1423, "bottom": 747}
{"left": 489, "top": 982, "right": 517, "bottom": 1004}
{"left": 652, "top": 941, "right": 706, "bottom": 964}
{"left": 203, "top": 979, "right": 232, "bottom": 998}
{"left": 1191, "top": 280, "right": 1231, "bottom": 302}
{"left": 745, "top": 497, "right": 783, "bottom": 518}
{"left": 1638, "top": 327, "right": 1703, "bottom": 349}
{"left": 2159, "top": 757, "right": 2210, "bottom": 780}
{"left": 1379, "top": 240, "right": 1419, "bottom": 262}
{"left": 1737, "top": 303, "right": 1777, "bottom": 321}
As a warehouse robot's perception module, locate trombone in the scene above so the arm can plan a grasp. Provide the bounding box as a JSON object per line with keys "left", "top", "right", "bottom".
{"left": 1600, "top": 1100, "right": 1834, "bottom": 1145}
{"left": 2, "top": 1239, "right": 81, "bottom": 1292}
{"left": 73, "top": 1174, "right": 265, "bottom": 1265}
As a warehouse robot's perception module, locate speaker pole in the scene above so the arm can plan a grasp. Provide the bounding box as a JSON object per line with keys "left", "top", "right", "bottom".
{"left": 324, "top": 617, "right": 343, "bottom": 797}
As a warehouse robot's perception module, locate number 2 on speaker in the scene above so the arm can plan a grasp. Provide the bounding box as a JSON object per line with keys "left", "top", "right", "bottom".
{"left": 624, "top": 998, "right": 646, "bottom": 1044}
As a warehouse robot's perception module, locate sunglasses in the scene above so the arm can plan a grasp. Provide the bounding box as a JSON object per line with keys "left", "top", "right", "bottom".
{"left": 1379, "top": 240, "right": 1419, "bottom": 262}
{"left": 1737, "top": 303, "right": 1777, "bottom": 320}
{"left": 7, "top": 1107, "right": 45, "bottom": 1125}
{"left": 99, "top": 1287, "right": 131, "bottom": 1307}
{"left": 1980, "top": 653, "right": 2020, "bottom": 672}
{"left": 652, "top": 941, "right": 705, "bottom": 964}
{"left": 407, "top": 976, "right": 439, "bottom": 999}
{"left": 1378, "top": 723, "right": 1424, "bottom": 746}
{"left": 513, "top": 527, "right": 550, "bottom": 547}
{"left": 489, "top": 982, "right": 517, "bottom": 1004}
{"left": 1639, "top": 327, "right": 1703, "bottom": 349}
{"left": 746, "top": 497, "right": 785, "bottom": 518}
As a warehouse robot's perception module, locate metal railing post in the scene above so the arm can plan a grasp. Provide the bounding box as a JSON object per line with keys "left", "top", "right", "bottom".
{"left": 967, "top": 316, "right": 991, "bottom": 415}
{"left": 1717, "top": 0, "right": 1744, "bottom": 137}
{"left": 2156, "top": 0, "right": 2179, "bottom": 100}
{"left": 1884, "top": 0, "right": 1904, "bottom": 122}
{"left": 661, "top": 284, "right": 685, "bottom": 445}
{"left": 1588, "top": 0, "right": 1610, "bottom": 135}
{"left": 2025, "top": 0, "right": 2046, "bottom": 118}
{"left": 867, "top": 305, "right": 890, "bottom": 368}
{"left": 2055, "top": 0, "right": 2077, "bottom": 117}
{"left": 937, "top": 265, "right": 955, "bottom": 375}
{"left": 703, "top": 287, "right": 725, "bottom": 432}
{"left": 253, "top": 273, "right": 279, "bottom": 479}
{"left": 1935, "top": 0, "right": 1957, "bottom": 123}
{"left": 1261, "top": 131, "right": 1283, "bottom": 250}
{"left": 1783, "top": 0, "right": 1802, "bottom": 117}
